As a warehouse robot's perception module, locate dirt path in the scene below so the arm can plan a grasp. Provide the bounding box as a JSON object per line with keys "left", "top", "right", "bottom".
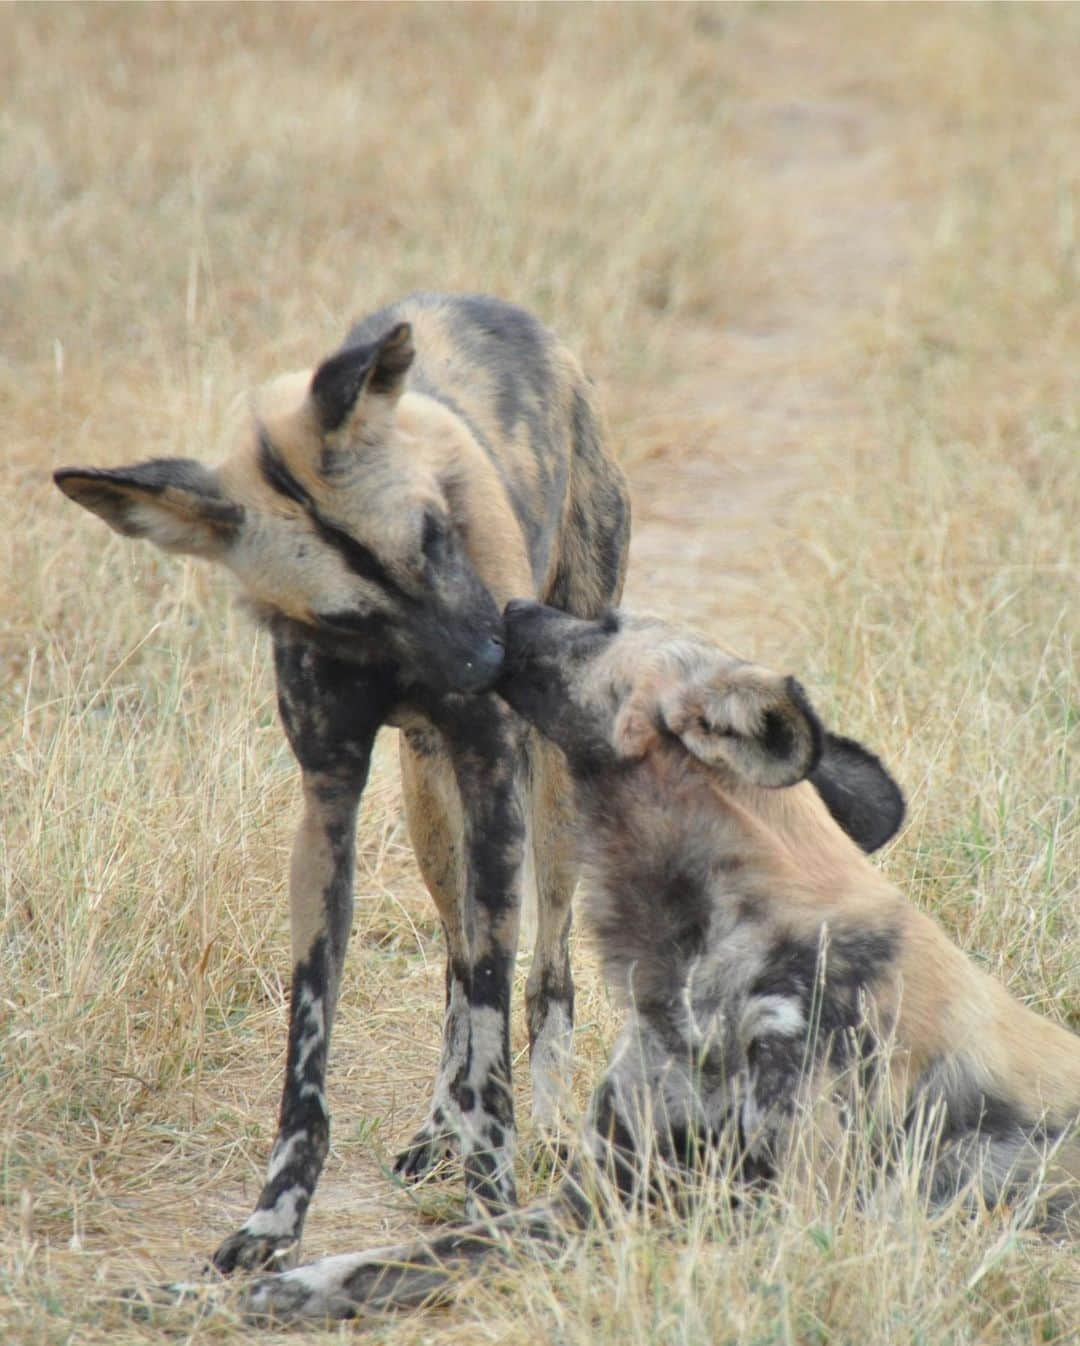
{"left": 624, "top": 81, "right": 910, "bottom": 657}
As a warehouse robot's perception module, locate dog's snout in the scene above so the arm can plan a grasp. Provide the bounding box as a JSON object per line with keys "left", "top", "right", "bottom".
{"left": 503, "top": 598, "right": 540, "bottom": 621}
{"left": 479, "top": 632, "right": 505, "bottom": 667}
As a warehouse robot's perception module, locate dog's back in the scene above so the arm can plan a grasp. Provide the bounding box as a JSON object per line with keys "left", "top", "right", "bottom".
{"left": 344, "top": 293, "right": 628, "bottom": 615}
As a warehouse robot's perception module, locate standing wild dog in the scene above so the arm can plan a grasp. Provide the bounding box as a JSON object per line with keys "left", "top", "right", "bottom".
{"left": 213, "top": 603, "right": 1079, "bottom": 1322}
{"left": 53, "top": 295, "right": 630, "bottom": 1271}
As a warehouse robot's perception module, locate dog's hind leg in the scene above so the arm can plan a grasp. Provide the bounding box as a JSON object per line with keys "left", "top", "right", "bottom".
{"left": 393, "top": 726, "right": 471, "bottom": 1182}
{"left": 525, "top": 737, "right": 579, "bottom": 1133}
{"left": 237, "top": 1203, "right": 565, "bottom": 1323}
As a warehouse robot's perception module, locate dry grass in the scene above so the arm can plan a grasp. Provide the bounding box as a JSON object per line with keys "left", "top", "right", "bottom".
{"left": 1, "top": 4, "right": 1077, "bottom": 1344}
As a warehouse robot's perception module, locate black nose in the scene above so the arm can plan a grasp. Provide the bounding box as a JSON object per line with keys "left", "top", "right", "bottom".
{"left": 458, "top": 633, "right": 505, "bottom": 692}
{"left": 504, "top": 598, "right": 540, "bottom": 620}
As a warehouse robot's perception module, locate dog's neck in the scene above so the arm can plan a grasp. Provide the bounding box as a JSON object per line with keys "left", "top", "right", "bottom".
{"left": 708, "top": 772, "right": 879, "bottom": 892}
{"left": 576, "top": 746, "right": 888, "bottom": 937}
{"left": 574, "top": 745, "right": 898, "bottom": 1026}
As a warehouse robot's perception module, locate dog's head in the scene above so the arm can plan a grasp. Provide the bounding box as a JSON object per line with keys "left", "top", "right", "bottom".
{"left": 54, "top": 323, "right": 505, "bottom": 695}
{"left": 499, "top": 601, "right": 904, "bottom": 852}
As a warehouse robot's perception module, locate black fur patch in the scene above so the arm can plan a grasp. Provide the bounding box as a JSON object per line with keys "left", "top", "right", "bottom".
{"left": 310, "top": 326, "right": 403, "bottom": 429}
{"left": 590, "top": 1080, "right": 644, "bottom": 1200}
{"left": 257, "top": 433, "right": 408, "bottom": 598}
{"left": 311, "top": 515, "right": 405, "bottom": 594}
{"left": 278, "top": 935, "right": 332, "bottom": 1133}
{"left": 58, "top": 457, "right": 225, "bottom": 499}
{"left": 468, "top": 948, "right": 517, "bottom": 1014}
{"left": 451, "top": 295, "right": 554, "bottom": 447}
{"left": 750, "top": 925, "right": 899, "bottom": 1062}
{"left": 311, "top": 345, "right": 373, "bottom": 432}
{"left": 257, "top": 433, "right": 313, "bottom": 508}
{"left": 315, "top": 609, "right": 390, "bottom": 638}
{"left": 778, "top": 677, "right": 824, "bottom": 774}
{"left": 809, "top": 733, "right": 906, "bottom": 853}
{"left": 481, "top": 1077, "right": 514, "bottom": 1129}
{"left": 272, "top": 623, "right": 396, "bottom": 776}
{"left": 309, "top": 324, "right": 413, "bottom": 430}
{"left": 912, "top": 1062, "right": 1033, "bottom": 1144}
{"left": 526, "top": 963, "right": 575, "bottom": 1049}
{"left": 586, "top": 800, "right": 717, "bottom": 1014}
{"left": 760, "top": 709, "right": 795, "bottom": 761}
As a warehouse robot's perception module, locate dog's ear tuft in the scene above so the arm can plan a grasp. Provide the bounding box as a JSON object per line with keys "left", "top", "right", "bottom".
{"left": 367, "top": 322, "right": 415, "bottom": 395}
{"left": 809, "top": 734, "right": 906, "bottom": 851}
{"left": 54, "top": 460, "right": 244, "bottom": 558}
{"left": 311, "top": 323, "right": 414, "bottom": 433}
{"left": 659, "top": 667, "right": 824, "bottom": 787}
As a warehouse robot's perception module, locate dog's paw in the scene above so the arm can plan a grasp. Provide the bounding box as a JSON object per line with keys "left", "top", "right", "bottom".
{"left": 525, "top": 1127, "right": 575, "bottom": 1182}
{"left": 393, "top": 1121, "right": 460, "bottom": 1183}
{"left": 211, "top": 1228, "right": 300, "bottom": 1274}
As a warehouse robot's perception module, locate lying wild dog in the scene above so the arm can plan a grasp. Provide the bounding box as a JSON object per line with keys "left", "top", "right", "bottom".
{"left": 174, "top": 603, "right": 1077, "bottom": 1322}
{"left": 53, "top": 295, "right": 632, "bottom": 1270}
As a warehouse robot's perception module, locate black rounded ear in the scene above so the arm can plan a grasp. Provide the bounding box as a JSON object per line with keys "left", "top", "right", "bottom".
{"left": 310, "top": 322, "right": 414, "bottom": 432}
{"left": 53, "top": 460, "right": 243, "bottom": 557}
{"left": 809, "top": 734, "right": 906, "bottom": 852}
{"left": 659, "top": 669, "right": 824, "bottom": 788}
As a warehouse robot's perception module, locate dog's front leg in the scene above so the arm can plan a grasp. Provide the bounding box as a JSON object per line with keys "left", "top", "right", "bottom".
{"left": 212, "top": 631, "right": 396, "bottom": 1273}
{"left": 440, "top": 696, "right": 529, "bottom": 1215}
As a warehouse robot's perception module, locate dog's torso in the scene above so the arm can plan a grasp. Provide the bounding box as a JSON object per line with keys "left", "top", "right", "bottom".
{"left": 580, "top": 746, "right": 1080, "bottom": 1216}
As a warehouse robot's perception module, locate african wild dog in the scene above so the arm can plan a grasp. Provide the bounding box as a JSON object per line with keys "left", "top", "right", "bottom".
{"left": 53, "top": 295, "right": 630, "bottom": 1271}
{"left": 213, "top": 603, "right": 1079, "bottom": 1322}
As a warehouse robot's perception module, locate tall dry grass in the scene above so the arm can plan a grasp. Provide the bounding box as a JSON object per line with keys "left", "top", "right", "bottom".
{"left": 1, "top": 4, "right": 1077, "bottom": 1344}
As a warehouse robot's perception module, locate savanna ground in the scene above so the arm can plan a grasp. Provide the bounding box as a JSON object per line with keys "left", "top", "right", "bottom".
{"left": 2, "top": 4, "right": 1077, "bottom": 1343}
